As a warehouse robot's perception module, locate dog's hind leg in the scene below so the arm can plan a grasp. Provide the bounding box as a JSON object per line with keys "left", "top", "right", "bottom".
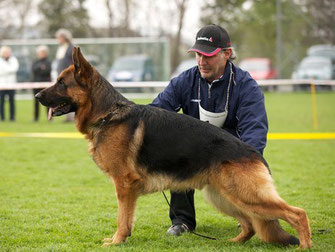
{"left": 203, "top": 185, "right": 255, "bottom": 243}
{"left": 250, "top": 203, "right": 311, "bottom": 249}
{"left": 210, "top": 161, "right": 312, "bottom": 249}
{"left": 102, "top": 173, "right": 141, "bottom": 246}
{"left": 251, "top": 218, "right": 300, "bottom": 246}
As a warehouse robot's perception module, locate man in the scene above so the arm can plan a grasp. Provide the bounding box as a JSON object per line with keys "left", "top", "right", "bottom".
{"left": 0, "top": 46, "right": 19, "bottom": 122}
{"left": 151, "top": 24, "right": 268, "bottom": 236}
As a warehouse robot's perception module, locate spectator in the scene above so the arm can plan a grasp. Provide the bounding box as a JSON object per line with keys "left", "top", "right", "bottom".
{"left": 55, "top": 28, "right": 74, "bottom": 75}
{"left": 55, "top": 28, "right": 74, "bottom": 122}
{"left": 31, "top": 45, "right": 51, "bottom": 121}
{"left": 0, "top": 46, "right": 19, "bottom": 122}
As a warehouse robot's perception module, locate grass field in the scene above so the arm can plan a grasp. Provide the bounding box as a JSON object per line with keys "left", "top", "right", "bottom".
{"left": 1, "top": 92, "right": 335, "bottom": 251}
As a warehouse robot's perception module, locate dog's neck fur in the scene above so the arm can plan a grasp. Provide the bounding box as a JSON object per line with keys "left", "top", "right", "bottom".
{"left": 75, "top": 71, "right": 133, "bottom": 138}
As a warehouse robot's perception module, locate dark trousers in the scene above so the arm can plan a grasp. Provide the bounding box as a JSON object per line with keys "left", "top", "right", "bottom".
{"left": 0, "top": 90, "right": 15, "bottom": 121}
{"left": 169, "top": 190, "right": 196, "bottom": 230}
{"left": 33, "top": 89, "right": 44, "bottom": 121}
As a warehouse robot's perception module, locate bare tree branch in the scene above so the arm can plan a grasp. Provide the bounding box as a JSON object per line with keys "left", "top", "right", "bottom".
{"left": 171, "top": 0, "right": 189, "bottom": 72}
{"left": 105, "top": 0, "right": 114, "bottom": 36}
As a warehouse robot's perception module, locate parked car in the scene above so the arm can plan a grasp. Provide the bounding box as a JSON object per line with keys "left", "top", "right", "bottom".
{"left": 307, "top": 44, "right": 335, "bottom": 59}
{"left": 107, "top": 54, "right": 154, "bottom": 82}
{"left": 239, "top": 58, "right": 277, "bottom": 80}
{"left": 291, "top": 56, "right": 335, "bottom": 80}
{"left": 171, "top": 58, "right": 197, "bottom": 78}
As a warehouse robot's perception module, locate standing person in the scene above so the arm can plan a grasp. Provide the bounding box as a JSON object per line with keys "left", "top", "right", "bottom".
{"left": 31, "top": 45, "right": 51, "bottom": 121}
{"left": 55, "top": 28, "right": 74, "bottom": 122}
{"left": 151, "top": 24, "right": 268, "bottom": 236}
{"left": 55, "top": 28, "right": 74, "bottom": 75}
{"left": 0, "top": 46, "right": 19, "bottom": 122}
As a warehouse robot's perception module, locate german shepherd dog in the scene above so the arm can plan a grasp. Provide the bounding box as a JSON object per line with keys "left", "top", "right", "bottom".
{"left": 36, "top": 47, "right": 312, "bottom": 249}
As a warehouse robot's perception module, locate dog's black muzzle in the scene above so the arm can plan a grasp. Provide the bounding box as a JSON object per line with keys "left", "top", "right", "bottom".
{"left": 35, "top": 90, "right": 44, "bottom": 100}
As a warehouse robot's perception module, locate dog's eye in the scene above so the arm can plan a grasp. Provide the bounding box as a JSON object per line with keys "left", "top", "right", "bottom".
{"left": 57, "top": 79, "right": 67, "bottom": 91}
{"left": 58, "top": 80, "right": 67, "bottom": 87}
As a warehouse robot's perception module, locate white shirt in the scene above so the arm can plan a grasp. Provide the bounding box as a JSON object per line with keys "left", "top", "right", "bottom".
{"left": 0, "top": 56, "right": 19, "bottom": 86}
{"left": 56, "top": 44, "right": 69, "bottom": 60}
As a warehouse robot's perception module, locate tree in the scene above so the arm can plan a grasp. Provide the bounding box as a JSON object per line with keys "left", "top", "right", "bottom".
{"left": 122, "top": 0, "right": 131, "bottom": 33}
{"left": 103, "top": 0, "right": 137, "bottom": 37}
{"left": 105, "top": 0, "right": 115, "bottom": 37}
{"left": 38, "top": 0, "right": 91, "bottom": 38}
{"left": 171, "top": 0, "right": 189, "bottom": 72}
{"left": 12, "top": 0, "right": 34, "bottom": 38}
{"left": 304, "top": 0, "right": 335, "bottom": 43}
{"left": 200, "top": 0, "right": 322, "bottom": 78}
{"left": 200, "top": 0, "right": 247, "bottom": 46}
{"left": 0, "top": 0, "right": 35, "bottom": 39}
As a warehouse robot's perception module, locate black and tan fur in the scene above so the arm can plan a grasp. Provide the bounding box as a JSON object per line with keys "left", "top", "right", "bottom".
{"left": 36, "top": 47, "right": 312, "bottom": 249}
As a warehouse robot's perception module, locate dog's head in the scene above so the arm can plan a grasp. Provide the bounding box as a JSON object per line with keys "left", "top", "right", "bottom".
{"left": 35, "top": 47, "right": 93, "bottom": 120}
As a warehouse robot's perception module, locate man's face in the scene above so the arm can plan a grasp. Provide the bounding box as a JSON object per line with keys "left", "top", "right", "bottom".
{"left": 2, "top": 48, "right": 11, "bottom": 59}
{"left": 37, "top": 50, "right": 47, "bottom": 59}
{"left": 57, "top": 35, "right": 66, "bottom": 45}
{"left": 196, "top": 49, "right": 231, "bottom": 83}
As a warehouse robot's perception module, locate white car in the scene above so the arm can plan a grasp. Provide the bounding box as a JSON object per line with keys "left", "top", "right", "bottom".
{"left": 291, "top": 56, "right": 335, "bottom": 80}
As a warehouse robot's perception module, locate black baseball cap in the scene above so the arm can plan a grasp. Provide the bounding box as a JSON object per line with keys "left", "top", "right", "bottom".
{"left": 188, "top": 24, "right": 231, "bottom": 56}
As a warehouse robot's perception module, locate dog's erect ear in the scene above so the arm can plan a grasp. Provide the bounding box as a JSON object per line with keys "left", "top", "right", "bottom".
{"left": 72, "top": 47, "right": 92, "bottom": 81}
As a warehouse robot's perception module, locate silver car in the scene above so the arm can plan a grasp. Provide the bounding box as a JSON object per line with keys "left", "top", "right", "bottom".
{"left": 291, "top": 56, "right": 335, "bottom": 80}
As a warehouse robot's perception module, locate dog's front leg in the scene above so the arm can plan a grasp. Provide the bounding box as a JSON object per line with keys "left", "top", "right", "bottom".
{"left": 103, "top": 175, "right": 139, "bottom": 246}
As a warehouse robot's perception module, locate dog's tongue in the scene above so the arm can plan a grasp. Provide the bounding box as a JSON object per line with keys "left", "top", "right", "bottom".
{"left": 48, "top": 108, "right": 53, "bottom": 120}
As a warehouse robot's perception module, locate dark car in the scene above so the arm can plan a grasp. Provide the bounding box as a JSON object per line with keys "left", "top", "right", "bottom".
{"left": 107, "top": 55, "right": 154, "bottom": 82}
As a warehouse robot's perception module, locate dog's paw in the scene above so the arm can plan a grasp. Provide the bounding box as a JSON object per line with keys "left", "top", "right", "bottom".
{"left": 101, "top": 238, "right": 114, "bottom": 247}
{"left": 102, "top": 234, "right": 127, "bottom": 246}
{"left": 101, "top": 242, "right": 113, "bottom": 247}
{"left": 102, "top": 238, "right": 113, "bottom": 242}
{"left": 228, "top": 237, "right": 239, "bottom": 243}
{"left": 299, "top": 240, "right": 312, "bottom": 250}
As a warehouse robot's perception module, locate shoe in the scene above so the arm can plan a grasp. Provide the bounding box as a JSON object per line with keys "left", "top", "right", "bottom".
{"left": 166, "top": 224, "right": 189, "bottom": 236}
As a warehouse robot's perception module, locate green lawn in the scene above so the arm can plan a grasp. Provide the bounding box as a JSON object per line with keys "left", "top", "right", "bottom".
{"left": 0, "top": 92, "right": 335, "bottom": 251}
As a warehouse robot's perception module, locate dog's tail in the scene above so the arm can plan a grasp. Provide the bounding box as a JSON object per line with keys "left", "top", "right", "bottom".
{"left": 252, "top": 218, "right": 300, "bottom": 246}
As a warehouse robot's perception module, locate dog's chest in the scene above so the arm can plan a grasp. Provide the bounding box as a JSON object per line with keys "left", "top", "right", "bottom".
{"left": 87, "top": 123, "right": 144, "bottom": 176}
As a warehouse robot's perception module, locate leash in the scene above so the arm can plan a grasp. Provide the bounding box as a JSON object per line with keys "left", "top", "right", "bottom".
{"left": 161, "top": 191, "right": 217, "bottom": 240}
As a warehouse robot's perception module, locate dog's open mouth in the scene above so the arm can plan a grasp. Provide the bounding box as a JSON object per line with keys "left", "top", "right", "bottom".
{"left": 48, "top": 102, "right": 72, "bottom": 120}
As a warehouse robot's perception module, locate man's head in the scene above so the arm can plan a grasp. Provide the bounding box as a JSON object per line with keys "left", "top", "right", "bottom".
{"left": 55, "top": 28, "right": 73, "bottom": 45}
{"left": 188, "top": 24, "right": 233, "bottom": 82}
{"left": 0, "top": 46, "right": 12, "bottom": 60}
{"left": 36, "top": 45, "right": 49, "bottom": 59}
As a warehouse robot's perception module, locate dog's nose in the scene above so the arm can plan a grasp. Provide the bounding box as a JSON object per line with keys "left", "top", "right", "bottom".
{"left": 35, "top": 91, "right": 44, "bottom": 100}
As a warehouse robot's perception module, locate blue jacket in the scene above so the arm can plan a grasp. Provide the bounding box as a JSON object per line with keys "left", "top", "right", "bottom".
{"left": 151, "top": 62, "right": 268, "bottom": 154}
